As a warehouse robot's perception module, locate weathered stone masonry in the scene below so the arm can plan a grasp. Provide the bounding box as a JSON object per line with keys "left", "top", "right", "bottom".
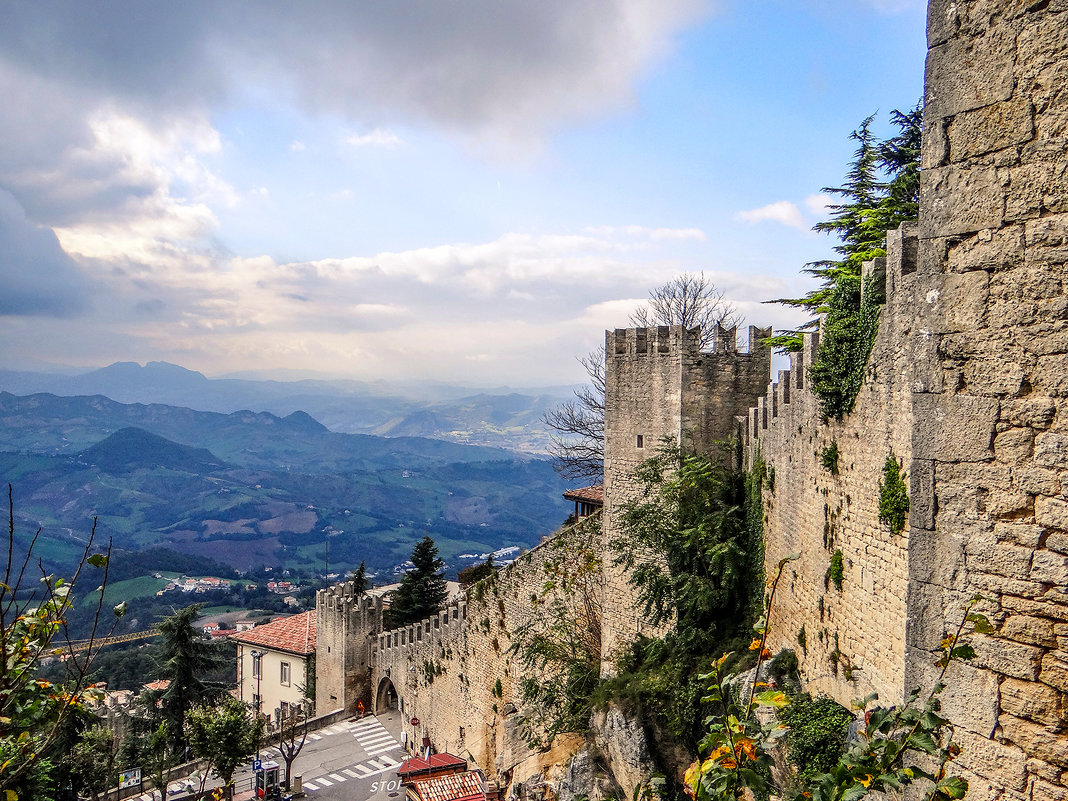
{"left": 602, "top": 324, "right": 771, "bottom": 662}
{"left": 744, "top": 4, "right": 1068, "bottom": 798}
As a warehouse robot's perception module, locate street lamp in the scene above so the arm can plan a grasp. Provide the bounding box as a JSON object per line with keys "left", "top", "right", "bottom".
{"left": 250, "top": 649, "right": 263, "bottom": 760}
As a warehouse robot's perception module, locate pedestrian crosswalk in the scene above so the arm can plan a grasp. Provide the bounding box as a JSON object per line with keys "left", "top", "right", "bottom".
{"left": 302, "top": 754, "right": 401, "bottom": 791}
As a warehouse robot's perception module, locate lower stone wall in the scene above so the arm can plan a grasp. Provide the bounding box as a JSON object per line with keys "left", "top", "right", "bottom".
{"left": 372, "top": 516, "right": 604, "bottom": 793}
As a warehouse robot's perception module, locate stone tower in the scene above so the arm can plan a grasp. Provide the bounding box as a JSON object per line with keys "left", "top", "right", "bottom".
{"left": 600, "top": 324, "right": 771, "bottom": 662}
{"left": 314, "top": 581, "right": 383, "bottom": 714}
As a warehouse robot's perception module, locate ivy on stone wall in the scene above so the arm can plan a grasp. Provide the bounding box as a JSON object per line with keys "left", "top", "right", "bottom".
{"left": 808, "top": 275, "right": 884, "bottom": 420}
{"left": 879, "top": 456, "right": 910, "bottom": 535}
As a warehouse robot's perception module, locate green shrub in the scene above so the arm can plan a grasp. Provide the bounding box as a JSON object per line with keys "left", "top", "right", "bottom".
{"left": 879, "top": 455, "right": 909, "bottom": 535}
{"left": 820, "top": 441, "right": 840, "bottom": 475}
{"left": 828, "top": 550, "right": 844, "bottom": 592}
{"left": 778, "top": 694, "right": 855, "bottom": 784}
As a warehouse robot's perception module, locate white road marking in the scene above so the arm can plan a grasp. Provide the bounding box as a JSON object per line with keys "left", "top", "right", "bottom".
{"left": 366, "top": 743, "right": 401, "bottom": 756}
{"left": 329, "top": 773, "right": 347, "bottom": 782}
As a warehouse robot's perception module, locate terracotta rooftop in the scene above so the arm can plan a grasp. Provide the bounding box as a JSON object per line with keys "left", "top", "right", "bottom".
{"left": 408, "top": 771, "right": 486, "bottom": 801}
{"left": 230, "top": 610, "right": 316, "bottom": 656}
{"left": 142, "top": 679, "right": 170, "bottom": 693}
{"left": 563, "top": 485, "right": 604, "bottom": 504}
{"left": 398, "top": 753, "right": 468, "bottom": 779}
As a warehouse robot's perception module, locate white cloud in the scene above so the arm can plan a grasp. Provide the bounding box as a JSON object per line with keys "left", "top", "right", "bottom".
{"left": 346, "top": 129, "right": 404, "bottom": 148}
{"left": 804, "top": 193, "right": 832, "bottom": 216}
{"left": 735, "top": 200, "right": 806, "bottom": 230}
{"left": 290, "top": 140, "right": 306, "bottom": 151}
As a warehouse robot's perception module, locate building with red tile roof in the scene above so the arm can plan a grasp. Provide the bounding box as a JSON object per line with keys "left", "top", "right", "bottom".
{"left": 405, "top": 771, "right": 494, "bottom": 801}
{"left": 231, "top": 611, "right": 316, "bottom": 725}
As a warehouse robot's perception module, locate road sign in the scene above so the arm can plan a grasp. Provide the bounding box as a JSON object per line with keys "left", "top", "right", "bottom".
{"left": 118, "top": 768, "right": 141, "bottom": 789}
{"left": 253, "top": 759, "right": 263, "bottom": 771}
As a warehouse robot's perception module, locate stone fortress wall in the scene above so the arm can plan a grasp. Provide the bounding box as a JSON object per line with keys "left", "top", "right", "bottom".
{"left": 743, "top": 3, "right": 1068, "bottom": 797}
{"left": 314, "top": 3, "right": 1068, "bottom": 798}
{"left": 369, "top": 519, "right": 600, "bottom": 793}
{"left": 743, "top": 224, "right": 920, "bottom": 710}
{"left": 601, "top": 324, "right": 772, "bottom": 663}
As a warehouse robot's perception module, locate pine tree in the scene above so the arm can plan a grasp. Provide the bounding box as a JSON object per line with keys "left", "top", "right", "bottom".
{"left": 766, "top": 105, "right": 922, "bottom": 352}
{"left": 351, "top": 560, "right": 368, "bottom": 595}
{"left": 155, "top": 604, "right": 227, "bottom": 751}
{"left": 386, "top": 537, "right": 448, "bottom": 629}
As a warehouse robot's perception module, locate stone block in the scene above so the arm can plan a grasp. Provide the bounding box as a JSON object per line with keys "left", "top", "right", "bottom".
{"left": 922, "top": 165, "right": 1005, "bottom": 237}
{"left": 971, "top": 634, "right": 1044, "bottom": 680}
{"left": 1003, "top": 396, "right": 1057, "bottom": 430}
{"left": 948, "top": 100, "right": 1036, "bottom": 162}
{"left": 1033, "top": 433, "right": 1068, "bottom": 469}
{"left": 1032, "top": 549, "right": 1068, "bottom": 585}
{"left": 941, "top": 661, "right": 1002, "bottom": 735}
{"left": 1037, "top": 497, "right": 1068, "bottom": 531}
{"left": 1001, "top": 616, "right": 1059, "bottom": 648}
{"left": 924, "top": 32, "right": 1015, "bottom": 122}
{"left": 912, "top": 393, "right": 999, "bottom": 462}
{"left": 1030, "top": 779, "right": 1068, "bottom": 801}
{"left": 1041, "top": 651, "right": 1068, "bottom": 694}
{"left": 996, "top": 522, "right": 1046, "bottom": 548}
{"left": 966, "top": 531, "right": 1034, "bottom": 579}
{"left": 1025, "top": 213, "right": 1068, "bottom": 267}
{"left": 947, "top": 226, "right": 1023, "bottom": 273}
{"left": 1047, "top": 532, "right": 1068, "bottom": 554}
{"left": 1014, "top": 466, "right": 1061, "bottom": 497}
{"left": 955, "top": 729, "right": 1029, "bottom": 791}
{"left": 1004, "top": 159, "right": 1068, "bottom": 221}
{"left": 909, "top": 459, "right": 935, "bottom": 530}
{"left": 998, "top": 713, "right": 1068, "bottom": 767}
{"left": 942, "top": 270, "right": 990, "bottom": 333}
{"left": 995, "top": 427, "right": 1036, "bottom": 464}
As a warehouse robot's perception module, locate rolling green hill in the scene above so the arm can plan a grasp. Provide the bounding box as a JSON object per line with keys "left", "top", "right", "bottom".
{"left": 1, "top": 393, "right": 573, "bottom": 582}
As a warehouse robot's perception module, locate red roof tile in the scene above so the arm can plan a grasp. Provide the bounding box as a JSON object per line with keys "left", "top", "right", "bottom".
{"left": 398, "top": 753, "right": 468, "bottom": 778}
{"left": 563, "top": 485, "right": 603, "bottom": 504}
{"left": 230, "top": 610, "right": 316, "bottom": 655}
{"left": 409, "top": 771, "right": 486, "bottom": 801}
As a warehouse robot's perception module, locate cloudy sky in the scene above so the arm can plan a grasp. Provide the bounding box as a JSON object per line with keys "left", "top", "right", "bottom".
{"left": 0, "top": 0, "right": 927, "bottom": 386}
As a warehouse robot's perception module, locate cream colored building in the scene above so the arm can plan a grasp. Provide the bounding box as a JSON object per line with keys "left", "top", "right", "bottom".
{"left": 232, "top": 610, "right": 316, "bottom": 725}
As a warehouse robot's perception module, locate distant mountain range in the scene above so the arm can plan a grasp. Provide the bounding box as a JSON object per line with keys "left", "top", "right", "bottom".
{"left": 0, "top": 362, "right": 575, "bottom": 452}
{"left": 0, "top": 391, "right": 573, "bottom": 579}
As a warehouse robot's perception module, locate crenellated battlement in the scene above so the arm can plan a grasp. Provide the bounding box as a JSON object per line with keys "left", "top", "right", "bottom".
{"left": 377, "top": 599, "right": 467, "bottom": 653}
{"left": 607, "top": 323, "right": 771, "bottom": 359}
{"left": 743, "top": 222, "right": 920, "bottom": 457}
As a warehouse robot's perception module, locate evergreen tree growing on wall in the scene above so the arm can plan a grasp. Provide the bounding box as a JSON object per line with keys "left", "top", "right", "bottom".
{"left": 386, "top": 536, "right": 448, "bottom": 628}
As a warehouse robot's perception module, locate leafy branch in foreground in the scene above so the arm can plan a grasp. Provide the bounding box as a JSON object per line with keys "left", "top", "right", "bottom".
{"left": 685, "top": 572, "right": 987, "bottom": 801}
{"left": 0, "top": 485, "right": 125, "bottom": 799}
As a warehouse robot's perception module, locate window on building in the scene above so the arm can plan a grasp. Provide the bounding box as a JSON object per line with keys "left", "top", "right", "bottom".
{"left": 636, "top": 434, "right": 644, "bottom": 448}
{"left": 280, "top": 661, "right": 291, "bottom": 686}
{"left": 251, "top": 652, "right": 262, "bottom": 679}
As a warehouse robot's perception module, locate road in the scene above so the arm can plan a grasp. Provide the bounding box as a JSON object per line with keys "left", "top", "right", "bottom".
{"left": 249, "top": 709, "right": 409, "bottom": 801}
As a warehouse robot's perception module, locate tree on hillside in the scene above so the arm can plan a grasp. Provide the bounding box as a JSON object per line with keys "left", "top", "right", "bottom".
{"left": 351, "top": 560, "right": 369, "bottom": 594}
{"left": 155, "top": 604, "right": 228, "bottom": 752}
{"left": 630, "top": 272, "right": 741, "bottom": 351}
{"left": 386, "top": 536, "right": 448, "bottom": 629}
{"left": 545, "top": 274, "right": 740, "bottom": 481}
{"left": 69, "top": 724, "right": 118, "bottom": 801}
